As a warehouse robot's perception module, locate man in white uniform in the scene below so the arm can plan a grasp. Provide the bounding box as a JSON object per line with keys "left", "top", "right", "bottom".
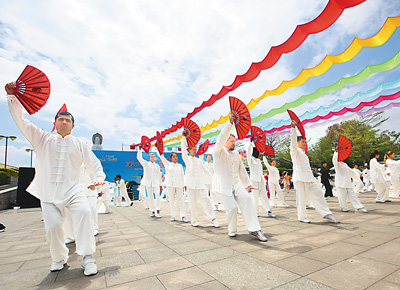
{"left": 200, "top": 154, "right": 220, "bottom": 211}
{"left": 247, "top": 142, "right": 276, "bottom": 217}
{"left": 362, "top": 165, "right": 375, "bottom": 192}
{"left": 352, "top": 164, "right": 364, "bottom": 194}
{"left": 137, "top": 150, "right": 162, "bottom": 217}
{"left": 181, "top": 136, "right": 219, "bottom": 227}
{"left": 263, "top": 156, "right": 288, "bottom": 207}
{"left": 289, "top": 121, "right": 339, "bottom": 223}
{"left": 6, "top": 82, "right": 104, "bottom": 276}
{"left": 332, "top": 151, "right": 368, "bottom": 213}
{"left": 212, "top": 114, "right": 267, "bottom": 241}
{"left": 115, "top": 175, "right": 133, "bottom": 207}
{"left": 96, "top": 180, "right": 112, "bottom": 214}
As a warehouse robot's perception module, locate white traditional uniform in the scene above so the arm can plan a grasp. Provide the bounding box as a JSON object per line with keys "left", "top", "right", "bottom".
{"left": 213, "top": 123, "right": 262, "bottom": 234}
{"left": 290, "top": 128, "right": 332, "bottom": 221}
{"left": 370, "top": 158, "right": 389, "bottom": 202}
{"left": 181, "top": 137, "right": 216, "bottom": 225}
{"left": 247, "top": 143, "right": 272, "bottom": 214}
{"left": 137, "top": 149, "right": 162, "bottom": 212}
{"left": 116, "top": 178, "right": 132, "bottom": 205}
{"left": 263, "top": 156, "right": 288, "bottom": 207}
{"left": 333, "top": 152, "right": 365, "bottom": 210}
{"left": 7, "top": 94, "right": 105, "bottom": 263}
{"left": 158, "top": 152, "right": 186, "bottom": 219}
{"left": 200, "top": 155, "right": 219, "bottom": 208}
{"left": 80, "top": 166, "right": 99, "bottom": 235}
{"left": 386, "top": 159, "right": 400, "bottom": 198}
{"left": 352, "top": 168, "right": 364, "bottom": 194}
{"left": 96, "top": 181, "right": 111, "bottom": 213}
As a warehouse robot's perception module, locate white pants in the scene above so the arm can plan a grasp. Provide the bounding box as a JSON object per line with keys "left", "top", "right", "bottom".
{"left": 364, "top": 177, "right": 375, "bottom": 191}
{"left": 375, "top": 181, "right": 390, "bottom": 202}
{"left": 41, "top": 193, "right": 95, "bottom": 262}
{"left": 62, "top": 208, "right": 75, "bottom": 240}
{"left": 187, "top": 188, "right": 215, "bottom": 225}
{"left": 167, "top": 186, "right": 186, "bottom": 218}
{"left": 146, "top": 186, "right": 161, "bottom": 211}
{"left": 251, "top": 180, "right": 271, "bottom": 214}
{"left": 87, "top": 196, "right": 98, "bottom": 232}
{"left": 337, "top": 187, "right": 364, "bottom": 210}
{"left": 217, "top": 185, "right": 261, "bottom": 233}
{"left": 268, "top": 182, "right": 287, "bottom": 206}
{"left": 390, "top": 178, "right": 400, "bottom": 198}
{"left": 206, "top": 184, "right": 219, "bottom": 206}
{"left": 120, "top": 189, "right": 132, "bottom": 205}
{"left": 294, "top": 181, "right": 332, "bottom": 220}
{"left": 114, "top": 189, "right": 122, "bottom": 206}
{"left": 97, "top": 192, "right": 111, "bottom": 213}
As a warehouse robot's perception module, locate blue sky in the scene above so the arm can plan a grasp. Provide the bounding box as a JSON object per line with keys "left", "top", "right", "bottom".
{"left": 1, "top": 0, "right": 400, "bottom": 167}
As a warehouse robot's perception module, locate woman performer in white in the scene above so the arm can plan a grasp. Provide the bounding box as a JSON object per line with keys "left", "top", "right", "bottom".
{"left": 384, "top": 151, "right": 400, "bottom": 199}
{"left": 137, "top": 150, "right": 162, "bottom": 217}
{"left": 332, "top": 150, "right": 368, "bottom": 213}
{"left": 370, "top": 150, "right": 390, "bottom": 203}
{"left": 115, "top": 175, "right": 133, "bottom": 206}
{"left": 263, "top": 156, "right": 289, "bottom": 207}
{"left": 157, "top": 151, "right": 189, "bottom": 222}
{"left": 6, "top": 82, "right": 104, "bottom": 276}
{"left": 96, "top": 180, "right": 112, "bottom": 214}
{"left": 200, "top": 154, "right": 220, "bottom": 211}
{"left": 247, "top": 142, "right": 276, "bottom": 217}
{"left": 289, "top": 121, "right": 339, "bottom": 223}
{"left": 181, "top": 136, "right": 219, "bottom": 227}
{"left": 362, "top": 165, "right": 374, "bottom": 192}
{"left": 352, "top": 164, "right": 364, "bottom": 195}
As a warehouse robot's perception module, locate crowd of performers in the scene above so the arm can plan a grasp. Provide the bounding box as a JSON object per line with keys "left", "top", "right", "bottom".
{"left": 5, "top": 82, "right": 400, "bottom": 277}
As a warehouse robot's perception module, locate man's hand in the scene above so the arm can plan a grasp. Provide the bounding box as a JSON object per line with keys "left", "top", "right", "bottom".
{"left": 229, "top": 112, "right": 235, "bottom": 125}
{"left": 88, "top": 185, "right": 96, "bottom": 191}
{"left": 291, "top": 120, "right": 296, "bottom": 128}
{"left": 5, "top": 82, "right": 15, "bottom": 95}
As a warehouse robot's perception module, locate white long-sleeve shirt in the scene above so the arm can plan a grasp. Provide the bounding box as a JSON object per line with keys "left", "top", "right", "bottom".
{"left": 386, "top": 159, "right": 400, "bottom": 180}
{"left": 247, "top": 142, "right": 265, "bottom": 183}
{"left": 212, "top": 123, "right": 251, "bottom": 196}
{"left": 370, "top": 158, "right": 386, "bottom": 183}
{"left": 199, "top": 155, "right": 214, "bottom": 185}
{"left": 263, "top": 156, "right": 280, "bottom": 184}
{"left": 290, "top": 128, "right": 315, "bottom": 183}
{"left": 181, "top": 137, "right": 211, "bottom": 189}
{"left": 158, "top": 153, "right": 184, "bottom": 188}
{"left": 116, "top": 179, "right": 128, "bottom": 195}
{"left": 7, "top": 94, "right": 104, "bottom": 204}
{"left": 137, "top": 149, "right": 162, "bottom": 187}
{"left": 332, "top": 152, "right": 360, "bottom": 189}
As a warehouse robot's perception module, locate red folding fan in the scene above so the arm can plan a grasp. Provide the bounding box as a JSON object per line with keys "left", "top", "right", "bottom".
{"left": 263, "top": 145, "right": 275, "bottom": 157}
{"left": 196, "top": 139, "right": 209, "bottom": 155}
{"left": 250, "top": 126, "right": 266, "bottom": 152}
{"left": 337, "top": 135, "right": 352, "bottom": 162}
{"left": 140, "top": 136, "right": 151, "bottom": 153}
{"left": 182, "top": 118, "right": 201, "bottom": 148}
{"left": 229, "top": 96, "right": 251, "bottom": 139}
{"left": 287, "top": 109, "right": 305, "bottom": 139}
{"left": 10, "top": 65, "right": 51, "bottom": 115}
{"left": 155, "top": 131, "right": 163, "bottom": 155}
{"left": 51, "top": 103, "right": 67, "bottom": 132}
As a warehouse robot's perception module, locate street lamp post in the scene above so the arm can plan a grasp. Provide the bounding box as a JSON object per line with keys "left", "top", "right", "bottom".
{"left": 26, "top": 148, "right": 34, "bottom": 167}
{"left": 0, "top": 135, "right": 17, "bottom": 169}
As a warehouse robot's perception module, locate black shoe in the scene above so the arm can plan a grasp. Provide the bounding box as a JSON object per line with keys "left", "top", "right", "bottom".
{"left": 0, "top": 223, "right": 6, "bottom": 232}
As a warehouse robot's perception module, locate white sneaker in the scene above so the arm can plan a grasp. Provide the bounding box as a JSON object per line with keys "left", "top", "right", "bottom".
{"left": 50, "top": 260, "right": 66, "bottom": 272}
{"left": 324, "top": 214, "right": 340, "bottom": 224}
{"left": 155, "top": 213, "right": 162, "bottom": 218}
{"left": 358, "top": 207, "right": 368, "bottom": 213}
{"left": 150, "top": 212, "right": 155, "bottom": 217}
{"left": 228, "top": 232, "right": 237, "bottom": 237}
{"left": 82, "top": 256, "right": 98, "bottom": 276}
{"left": 267, "top": 211, "right": 276, "bottom": 218}
{"left": 182, "top": 217, "right": 189, "bottom": 223}
{"left": 300, "top": 218, "right": 311, "bottom": 223}
{"left": 192, "top": 222, "right": 199, "bottom": 227}
{"left": 65, "top": 238, "right": 75, "bottom": 244}
{"left": 93, "top": 229, "right": 99, "bottom": 236}
{"left": 341, "top": 208, "right": 349, "bottom": 212}
{"left": 170, "top": 217, "right": 175, "bottom": 221}
{"left": 212, "top": 218, "right": 220, "bottom": 228}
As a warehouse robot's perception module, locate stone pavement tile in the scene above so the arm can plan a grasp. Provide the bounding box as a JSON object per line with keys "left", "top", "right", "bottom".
{"left": 358, "top": 239, "right": 400, "bottom": 265}
{"left": 307, "top": 256, "right": 400, "bottom": 290}
{"left": 356, "top": 223, "right": 400, "bottom": 235}
{"left": 184, "top": 247, "right": 240, "bottom": 266}
{"left": 248, "top": 247, "right": 297, "bottom": 264}
{"left": 262, "top": 224, "right": 299, "bottom": 235}
{"left": 96, "top": 239, "right": 130, "bottom": 250}
{"left": 275, "top": 241, "right": 315, "bottom": 254}
{"left": 19, "top": 257, "right": 50, "bottom": 271}
{"left": 295, "top": 224, "right": 335, "bottom": 235}
{"left": 302, "top": 242, "right": 370, "bottom": 264}
{"left": 0, "top": 266, "right": 57, "bottom": 290}
{"left": 265, "top": 231, "right": 314, "bottom": 246}
{"left": 343, "top": 231, "right": 398, "bottom": 248}
{"left": 8, "top": 240, "right": 47, "bottom": 251}
{"left": 0, "top": 250, "right": 49, "bottom": 265}
{"left": 29, "top": 272, "right": 107, "bottom": 290}
{"left": 272, "top": 256, "right": 330, "bottom": 276}
{"left": 205, "top": 234, "right": 245, "bottom": 247}
{"left": 366, "top": 280, "right": 400, "bottom": 290}
{"left": 229, "top": 240, "right": 269, "bottom": 253}
{"left": 384, "top": 269, "right": 400, "bottom": 284}
{"left": 157, "top": 266, "right": 214, "bottom": 290}
{"left": 199, "top": 254, "right": 299, "bottom": 289}
{"left": 105, "top": 256, "right": 193, "bottom": 287}
{"left": 297, "top": 231, "right": 355, "bottom": 247}
{"left": 153, "top": 232, "right": 199, "bottom": 245}
{"left": 137, "top": 245, "right": 180, "bottom": 263}
{"left": 0, "top": 261, "right": 23, "bottom": 274}
{"left": 124, "top": 236, "right": 163, "bottom": 252}
{"left": 105, "top": 276, "right": 166, "bottom": 290}
{"left": 367, "top": 215, "right": 400, "bottom": 225}
{"left": 168, "top": 239, "right": 222, "bottom": 255}
{"left": 184, "top": 280, "right": 230, "bottom": 290}
{"left": 272, "top": 277, "right": 335, "bottom": 290}
{"left": 0, "top": 246, "right": 39, "bottom": 258}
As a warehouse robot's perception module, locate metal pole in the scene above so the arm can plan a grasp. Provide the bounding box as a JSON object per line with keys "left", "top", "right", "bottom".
{"left": 4, "top": 137, "right": 8, "bottom": 169}
{"left": 30, "top": 150, "right": 33, "bottom": 167}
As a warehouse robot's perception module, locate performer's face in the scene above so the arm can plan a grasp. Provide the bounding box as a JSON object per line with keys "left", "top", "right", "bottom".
{"left": 225, "top": 136, "right": 236, "bottom": 151}
{"left": 297, "top": 138, "right": 307, "bottom": 150}
{"left": 54, "top": 115, "right": 74, "bottom": 136}
{"left": 149, "top": 153, "right": 155, "bottom": 162}
{"left": 188, "top": 146, "right": 197, "bottom": 157}
{"left": 206, "top": 155, "right": 212, "bottom": 162}
{"left": 171, "top": 154, "right": 178, "bottom": 163}
{"left": 271, "top": 160, "right": 276, "bottom": 166}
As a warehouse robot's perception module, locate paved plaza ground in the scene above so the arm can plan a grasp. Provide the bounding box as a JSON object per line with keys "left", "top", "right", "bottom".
{"left": 0, "top": 190, "right": 400, "bottom": 290}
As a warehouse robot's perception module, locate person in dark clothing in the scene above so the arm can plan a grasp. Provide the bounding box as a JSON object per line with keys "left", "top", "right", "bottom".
{"left": 321, "top": 161, "right": 333, "bottom": 197}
